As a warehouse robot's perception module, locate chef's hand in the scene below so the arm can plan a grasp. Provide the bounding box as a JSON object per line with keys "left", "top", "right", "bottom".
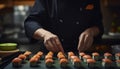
{"left": 77, "top": 27, "right": 99, "bottom": 52}
{"left": 33, "top": 28, "right": 64, "bottom": 53}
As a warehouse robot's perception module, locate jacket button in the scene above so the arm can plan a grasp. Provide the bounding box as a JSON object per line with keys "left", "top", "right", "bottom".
{"left": 76, "top": 21, "right": 80, "bottom": 24}
{"left": 59, "top": 19, "right": 63, "bottom": 23}
{"left": 80, "top": 7, "right": 82, "bottom": 11}
{"left": 61, "top": 39, "right": 64, "bottom": 42}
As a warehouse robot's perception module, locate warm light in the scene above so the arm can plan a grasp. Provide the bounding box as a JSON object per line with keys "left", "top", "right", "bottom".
{"left": 18, "top": 5, "right": 24, "bottom": 11}
{"left": 104, "top": 0, "right": 108, "bottom": 6}
{"left": 0, "top": 4, "right": 5, "bottom": 9}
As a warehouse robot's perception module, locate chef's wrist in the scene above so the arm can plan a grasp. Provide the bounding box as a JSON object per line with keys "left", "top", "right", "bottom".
{"left": 33, "top": 28, "right": 49, "bottom": 40}
{"left": 85, "top": 27, "right": 99, "bottom": 37}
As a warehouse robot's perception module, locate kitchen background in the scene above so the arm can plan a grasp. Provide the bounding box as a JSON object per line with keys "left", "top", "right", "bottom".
{"left": 0, "top": 0, "right": 120, "bottom": 46}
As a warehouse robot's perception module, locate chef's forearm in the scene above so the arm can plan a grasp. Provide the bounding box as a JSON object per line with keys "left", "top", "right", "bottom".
{"left": 33, "top": 28, "right": 51, "bottom": 40}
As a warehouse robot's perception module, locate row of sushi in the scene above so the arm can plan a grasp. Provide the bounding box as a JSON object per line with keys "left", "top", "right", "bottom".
{"left": 12, "top": 51, "right": 44, "bottom": 67}
{"left": 45, "top": 51, "right": 54, "bottom": 67}
{"left": 29, "top": 51, "right": 43, "bottom": 67}
{"left": 12, "top": 51, "right": 32, "bottom": 67}
{"left": 79, "top": 52, "right": 120, "bottom": 61}
{"left": 57, "top": 52, "right": 68, "bottom": 67}
{"left": 45, "top": 51, "right": 68, "bottom": 68}
{"left": 78, "top": 52, "right": 120, "bottom": 67}
{"left": 68, "top": 52, "right": 82, "bottom": 68}
{"left": 11, "top": 51, "right": 55, "bottom": 68}
{"left": 44, "top": 51, "right": 120, "bottom": 68}
{"left": 11, "top": 51, "right": 120, "bottom": 68}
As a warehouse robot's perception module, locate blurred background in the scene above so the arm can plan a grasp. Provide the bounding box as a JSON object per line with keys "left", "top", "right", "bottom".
{"left": 0, "top": 0, "right": 34, "bottom": 44}
{"left": 0, "top": 0, "right": 120, "bottom": 46}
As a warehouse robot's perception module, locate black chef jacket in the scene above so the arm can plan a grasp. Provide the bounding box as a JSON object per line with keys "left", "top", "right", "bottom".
{"left": 24, "top": 0, "right": 104, "bottom": 47}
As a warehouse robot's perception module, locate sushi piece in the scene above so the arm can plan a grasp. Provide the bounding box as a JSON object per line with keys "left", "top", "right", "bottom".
{"left": 79, "top": 52, "right": 86, "bottom": 60}
{"left": 115, "top": 53, "right": 120, "bottom": 60}
{"left": 92, "top": 52, "right": 100, "bottom": 61}
{"left": 58, "top": 54, "right": 66, "bottom": 60}
{"left": 32, "top": 55, "right": 41, "bottom": 63}
{"left": 12, "top": 58, "right": 22, "bottom": 67}
{"left": 68, "top": 52, "right": 75, "bottom": 59}
{"left": 36, "top": 51, "right": 43, "bottom": 57}
{"left": 60, "top": 58, "right": 68, "bottom": 67}
{"left": 102, "top": 58, "right": 112, "bottom": 67}
{"left": 116, "top": 60, "right": 120, "bottom": 67}
{"left": 70, "top": 56, "right": 79, "bottom": 62}
{"left": 18, "top": 54, "right": 26, "bottom": 63}
{"left": 24, "top": 51, "right": 32, "bottom": 60}
{"left": 45, "top": 59, "right": 54, "bottom": 67}
{"left": 24, "top": 51, "right": 32, "bottom": 56}
{"left": 24, "top": 51, "right": 31, "bottom": 57}
{"left": 86, "top": 59, "right": 96, "bottom": 67}
{"left": 72, "top": 58, "right": 82, "bottom": 68}
{"left": 33, "top": 55, "right": 41, "bottom": 59}
{"left": 47, "top": 51, "right": 54, "bottom": 56}
{"left": 29, "top": 57, "right": 39, "bottom": 67}
{"left": 57, "top": 51, "right": 64, "bottom": 57}
{"left": 45, "top": 55, "right": 53, "bottom": 60}
{"left": 83, "top": 55, "right": 92, "bottom": 62}
{"left": 104, "top": 52, "right": 112, "bottom": 59}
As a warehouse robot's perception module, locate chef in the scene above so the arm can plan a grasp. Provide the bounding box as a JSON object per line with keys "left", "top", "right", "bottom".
{"left": 24, "top": 0, "right": 104, "bottom": 53}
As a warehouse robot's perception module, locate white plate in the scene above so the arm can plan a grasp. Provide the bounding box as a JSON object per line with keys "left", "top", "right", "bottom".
{"left": 0, "top": 49, "right": 19, "bottom": 57}
{"left": 109, "top": 32, "right": 120, "bottom": 36}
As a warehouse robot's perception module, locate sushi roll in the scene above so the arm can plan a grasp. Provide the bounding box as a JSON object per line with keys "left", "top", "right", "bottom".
{"left": 12, "top": 58, "right": 22, "bottom": 67}
{"left": 92, "top": 52, "right": 100, "bottom": 61}
{"left": 83, "top": 55, "right": 92, "bottom": 62}
{"left": 86, "top": 59, "right": 96, "bottom": 67}
{"left": 72, "top": 58, "right": 82, "bottom": 68}
{"left": 102, "top": 58, "right": 112, "bottom": 67}
{"left": 116, "top": 60, "right": 120, "bottom": 67}
{"left": 24, "top": 51, "right": 31, "bottom": 60}
{"left": 45, "top": 58, "right": 54, "bottom": 67}
{"left": 68, "top": 52, "right": 75, "bottom": 59}
{"left": 79, "top": 52, "right": 86, "bottom": 60}
{"left": 18, "top": 54, "right": 26, "bottom": 63}
{"left": 60, "top": 58, "right": 68, "bottom": 67}
{"left": 104, "top": 52, "right": 112, "bottom": 59}
{"left": 115, "top": 53, "right": 120, "bottom": 60}
{"left": 29, "top": 57, "right": 39, "bottom": 67}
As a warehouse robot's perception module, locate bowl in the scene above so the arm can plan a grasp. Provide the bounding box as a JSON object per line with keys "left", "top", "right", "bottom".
{"left": 0, "top": 43, "right": 17, "bottom": 51}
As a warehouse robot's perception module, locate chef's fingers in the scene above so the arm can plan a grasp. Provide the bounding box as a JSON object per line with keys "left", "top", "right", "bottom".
{"left": 78, "top": 34, "right": 85, "bottom": 52}
{"left": 84, "top": 37, "right": 93, "bottom": 51}
{"left": 82, "top": 35, "right": 89, "bottom": 51}
{"left": 50, "top": 38, "right": 59, "bottom": 52}
{"left": 44, "top": 42, "right": 51, "bottom": 51}
{"left": 45, "top": 39, "right": 56, "bottom": 52}
{"left": 54, "top": 37, "right": 64, "bottom": 53}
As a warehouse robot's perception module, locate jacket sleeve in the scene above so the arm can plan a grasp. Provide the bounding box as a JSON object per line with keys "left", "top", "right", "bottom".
{"left": 92, "top": 0, "right": 104, "bottom": 43}
{"left": 24, "top": 0, "right": 48, "bottom": 42}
